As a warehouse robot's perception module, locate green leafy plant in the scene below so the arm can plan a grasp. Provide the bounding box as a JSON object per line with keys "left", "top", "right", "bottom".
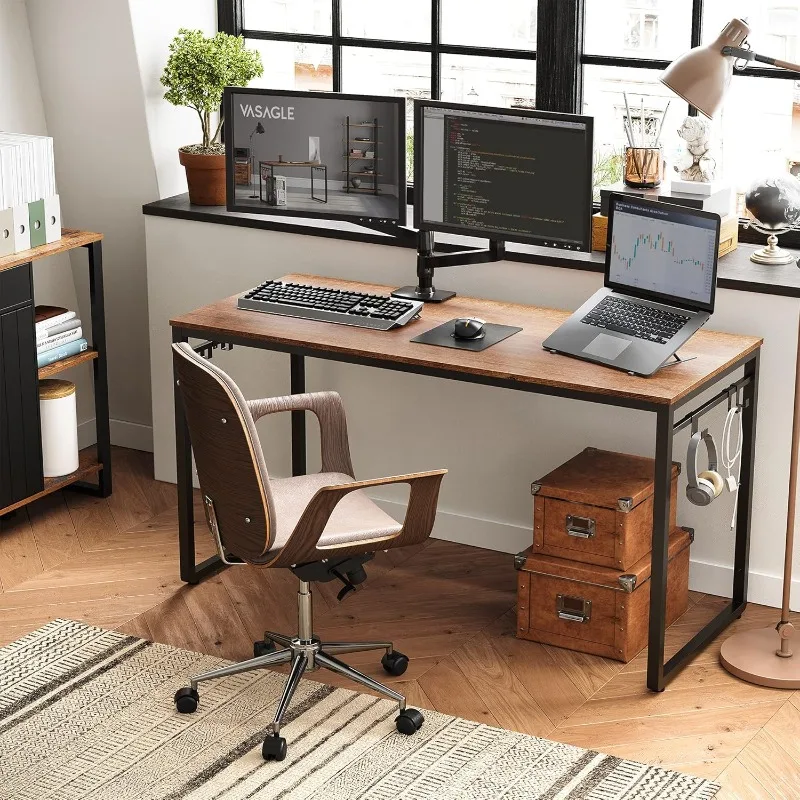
{"left": 161, "top": 29, "right": 264, "bottom": 153}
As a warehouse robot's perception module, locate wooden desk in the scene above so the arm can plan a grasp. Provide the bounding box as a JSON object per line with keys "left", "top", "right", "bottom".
{"left": 259, "top": 161, "right": 327, "bottom": 204}
{"left": 171, "top": 274, "right": 762, "bottom": 692}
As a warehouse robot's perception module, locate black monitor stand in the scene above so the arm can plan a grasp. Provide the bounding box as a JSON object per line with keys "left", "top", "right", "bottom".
{"left": 392, "top": 231, "right": 505, "bottom": 303}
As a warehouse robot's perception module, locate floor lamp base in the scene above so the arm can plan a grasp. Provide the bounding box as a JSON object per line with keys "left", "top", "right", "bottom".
{"left": 720, "top": 626, "right": 800, "bottom": 689}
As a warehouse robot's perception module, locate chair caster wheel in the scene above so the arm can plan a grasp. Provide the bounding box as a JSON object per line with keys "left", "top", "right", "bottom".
{"left": 381, "top": 650, "right": 409, "bottom": 677}
{"left": 174, "top": 687, "right": 199, "bottom": 714}
{"left": 262, "top": 734, "right": 287, "bottom": 761}
{"left": 395, "top": 708, "right": 424, "bottom": 735}
{"left": 254, "top": 639, "right": 277, "bottom": 658}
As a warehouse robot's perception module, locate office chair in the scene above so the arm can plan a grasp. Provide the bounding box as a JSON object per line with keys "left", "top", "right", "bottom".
{"left": 171, "top": 343, "right": 447, "bottom": 761}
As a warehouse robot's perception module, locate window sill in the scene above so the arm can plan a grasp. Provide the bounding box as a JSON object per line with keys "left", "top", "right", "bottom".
{"left": 143, "top": 194, "right": 800, "bottom": 300}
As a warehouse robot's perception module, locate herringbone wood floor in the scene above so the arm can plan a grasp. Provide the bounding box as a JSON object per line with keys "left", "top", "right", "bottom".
{"left": 1, "top": 446, "right": 798, "bottom": 798}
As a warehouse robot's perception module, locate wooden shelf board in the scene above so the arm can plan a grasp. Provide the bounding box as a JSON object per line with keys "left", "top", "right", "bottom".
{"left": 0, "top": 449, "right": 102, "bottom": 516}
{"left": 0, "top": 229, "right": 103, "bottom": 274}
{"left": 38, "top": 348, "right": 98, "bottom": 379}
{"left": 346, "top": 188, "right": 382, "bottom": 193}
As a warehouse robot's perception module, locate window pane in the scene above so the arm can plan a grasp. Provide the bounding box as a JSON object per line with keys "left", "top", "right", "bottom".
{"left": 717, "top": 76, "right": 800, "bottom": 193}
{"left": 703, "top": 1, "right": 800, "bottom": 69}
{"left": 441, "top": 0, "right": 537, "bottom": 50}
{"left": 582, "top": 65, "right": 687, "bottom": 199}
{"left": 584, "top": 0, "right": 693, "bottom": 60}
{"left": 342, "top": 0, "right": 430, "bottom": 42}
{"left": 341, "top": 48, "right": 431, "bottom": 182}
{"left": 246, "top": 40, "right": 333, "bottom": 91}
{"left": 441, "top": 55, "right": 536, "bottom": 109}
{"left": 243, "top": 0, "right": 331, "bottom": 35}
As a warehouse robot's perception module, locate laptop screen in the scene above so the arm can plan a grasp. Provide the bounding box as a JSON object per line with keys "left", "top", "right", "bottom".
{"left": 606, "top": 195, "right": 720, "bottom": 313}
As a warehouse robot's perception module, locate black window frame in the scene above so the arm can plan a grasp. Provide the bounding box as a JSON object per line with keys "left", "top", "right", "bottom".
{"left": 219, "top": 0, "right": 800, "bottom": 247}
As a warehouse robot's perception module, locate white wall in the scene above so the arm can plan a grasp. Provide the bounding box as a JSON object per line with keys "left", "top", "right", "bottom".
{"left": 0, "top": 0, "right": 93, "bottom": 427}
{"left": 129, "top": 0, "right": 217, "bottom": 199}
{"left": 145, "top": 216, "right": 800, "bottom": 613}
{"left": 25, "top": 0, "right": 174, "bottom": 451}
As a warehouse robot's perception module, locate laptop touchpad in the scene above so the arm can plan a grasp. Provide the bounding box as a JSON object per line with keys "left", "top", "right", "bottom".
{"left": 583, "top": 333, "right": 631, "bottom": 361}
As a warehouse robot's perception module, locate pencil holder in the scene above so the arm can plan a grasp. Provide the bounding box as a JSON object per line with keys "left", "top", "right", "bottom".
{"left": 623, "top": 147, "right": 663, "bottom": 188}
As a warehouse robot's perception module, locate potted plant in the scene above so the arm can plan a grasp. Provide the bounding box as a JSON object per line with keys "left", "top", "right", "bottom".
{"left": 161, "top": 29, "right": 263, "bottom": 205}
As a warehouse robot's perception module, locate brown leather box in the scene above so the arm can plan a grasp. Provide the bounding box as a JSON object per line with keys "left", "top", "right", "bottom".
{"left": 532, "top": 447, "right": 680, "bottom": 570}
{"left": 515, "top": 527, "right": 691, "bottom": 662}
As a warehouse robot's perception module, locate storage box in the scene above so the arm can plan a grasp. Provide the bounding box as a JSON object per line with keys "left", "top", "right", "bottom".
{"left": 515, "top": 527, "right": 692, "bottom": 662}
{"left": 592, "top": 212, "right": 738, "bottom": 258}
{"left": 532, "top": 447, "right": 679, "bottom": 570}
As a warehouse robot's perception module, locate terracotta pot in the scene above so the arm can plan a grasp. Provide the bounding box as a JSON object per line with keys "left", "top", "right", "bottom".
{"left": 179, "top": 149, "right": 226, "bottom": 206}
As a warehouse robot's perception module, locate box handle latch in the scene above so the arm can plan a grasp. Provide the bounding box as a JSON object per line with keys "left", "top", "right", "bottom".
{"left": 565, "top": 514, "right": 596, "bottom": 539}
{"left": 556, "top": 594, "right": 592, "bottom": 623}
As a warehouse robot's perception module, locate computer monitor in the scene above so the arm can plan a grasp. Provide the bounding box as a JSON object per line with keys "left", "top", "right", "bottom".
{"left": 224, "top": 88, "right": 407, "bottom": 225}
{"left": 415, "top": 100, "right": 594, "bottom": 251}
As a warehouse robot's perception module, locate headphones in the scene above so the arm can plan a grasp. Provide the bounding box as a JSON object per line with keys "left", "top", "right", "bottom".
{"left": 686, "top": 428, "right": 724, "bottom": 507}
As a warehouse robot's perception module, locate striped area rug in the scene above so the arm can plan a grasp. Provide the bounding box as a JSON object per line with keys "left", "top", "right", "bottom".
{"left": 0, "top": 620, "right": 719, "bottom": 799}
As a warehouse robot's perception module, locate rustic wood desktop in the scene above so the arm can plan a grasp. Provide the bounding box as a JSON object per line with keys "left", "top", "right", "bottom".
{"left": 259, "top": 160, "right": 328, "bottom": 204}
{"left": 170, "top": 273, "right": 762, "bottom": 692}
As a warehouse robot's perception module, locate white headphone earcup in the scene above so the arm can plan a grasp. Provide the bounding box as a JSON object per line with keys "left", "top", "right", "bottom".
{"left": 698, "top": 470, "right": 724, "bottom": 498}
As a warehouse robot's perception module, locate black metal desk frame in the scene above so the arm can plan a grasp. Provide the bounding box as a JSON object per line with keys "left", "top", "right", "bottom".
{"left": 171, "top": 325, "right": 759, "bottom": 693}
{"left": 259, "top": 161, "right": 328, "bottom": 204}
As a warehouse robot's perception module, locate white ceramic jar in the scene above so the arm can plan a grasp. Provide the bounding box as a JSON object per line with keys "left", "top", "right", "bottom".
{"left": 39, "top": 379, "right": 79, "bottom": 477}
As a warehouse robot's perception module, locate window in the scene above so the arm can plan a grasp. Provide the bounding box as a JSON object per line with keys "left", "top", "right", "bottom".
{"left": 223, "top": 0, "right": 800, "bottom": 242}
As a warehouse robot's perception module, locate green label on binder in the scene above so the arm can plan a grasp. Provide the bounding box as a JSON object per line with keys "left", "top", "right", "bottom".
{"left": 28, "top": 199, "right": 46, "bottom": 248}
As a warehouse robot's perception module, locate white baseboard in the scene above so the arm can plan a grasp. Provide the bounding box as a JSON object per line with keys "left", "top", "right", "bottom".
{"left": 373, "top": 497, "right": 797, "bottom": 612}
{"left": 77, "top": 418, "right": 154, "bottom": 452}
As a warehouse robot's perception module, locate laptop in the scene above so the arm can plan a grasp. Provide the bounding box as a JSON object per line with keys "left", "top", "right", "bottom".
{"left": 542, "top": 194, "right": 720, "bottom": 377}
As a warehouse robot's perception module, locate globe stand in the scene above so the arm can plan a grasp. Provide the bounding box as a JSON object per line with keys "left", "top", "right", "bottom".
{"left": 750, "top": 232, "right": 796, "bottom": 265}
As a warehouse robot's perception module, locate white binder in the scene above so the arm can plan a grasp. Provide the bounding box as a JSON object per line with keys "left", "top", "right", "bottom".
{"left": 11, "top": 204, "right": 31, "bottom": 252}
{"left": 0, "top": 207, "right": 14, "bottom": 257}
{"left": 43, "top": 194, "right": 61, "bottom": 244}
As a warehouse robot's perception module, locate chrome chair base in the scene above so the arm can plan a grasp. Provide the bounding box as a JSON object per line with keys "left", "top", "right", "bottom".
{"left": 174, "top": 580, "right": 423, "bottom": 761}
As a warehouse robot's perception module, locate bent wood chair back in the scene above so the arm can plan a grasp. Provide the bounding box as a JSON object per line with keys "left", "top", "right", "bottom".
{"left": 173, "top": 342, "right": 276, "bottom": 562}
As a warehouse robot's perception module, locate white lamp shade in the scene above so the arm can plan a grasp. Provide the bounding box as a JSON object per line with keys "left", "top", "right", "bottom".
{"left": 660, "top": 18, "right": 750, "bottom": 118}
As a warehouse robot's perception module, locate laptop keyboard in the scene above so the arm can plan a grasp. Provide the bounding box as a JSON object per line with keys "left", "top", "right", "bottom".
{"left": 581, "top": 296, "right": 690, "bottom": 344}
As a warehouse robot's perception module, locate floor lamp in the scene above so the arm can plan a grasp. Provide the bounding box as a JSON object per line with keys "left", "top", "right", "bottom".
{"left": 249, "top": 122, "right": 264, "bottom": 198}
{"left": 661, "top": 17, "right": 800, "bottom": 689}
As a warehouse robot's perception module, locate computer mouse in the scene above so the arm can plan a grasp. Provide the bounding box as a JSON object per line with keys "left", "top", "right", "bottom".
{"left": 453, "top": 317, "right": 486, "bottom": 340}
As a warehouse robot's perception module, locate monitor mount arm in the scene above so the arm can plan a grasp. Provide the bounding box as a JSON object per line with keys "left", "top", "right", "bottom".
{"left": 392, "top": 231, "right": 506, "bottom": 303}
{"left": 722, "top": 45, "right": 800, "bottom": 73}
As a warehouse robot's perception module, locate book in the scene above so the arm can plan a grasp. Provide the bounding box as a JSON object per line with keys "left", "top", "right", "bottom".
{"left": 36, "top": 326, "right": 82, "bottom": 353}
{"left": 36, "top": 337, "right": 88, "bottom": 368}
{"left": 34, "top": 307, "right": 74, "bottom": 330}
{"left": 36, "top": 317, "right": 80, "bottom": 341}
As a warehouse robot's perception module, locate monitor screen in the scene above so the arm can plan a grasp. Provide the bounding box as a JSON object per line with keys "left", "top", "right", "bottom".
{"left": 415, "top": 101, "right": 593, "bottom": 250}
{"left": 224, "top": 88, "right": 406, "bottom": 225}
{"left": 606, "top": 195, "right": 719, "bottom": 313}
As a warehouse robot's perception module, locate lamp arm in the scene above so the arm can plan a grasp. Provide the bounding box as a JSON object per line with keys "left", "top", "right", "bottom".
{"left": 722, "top": 45, "right": 800, "bottom": 73}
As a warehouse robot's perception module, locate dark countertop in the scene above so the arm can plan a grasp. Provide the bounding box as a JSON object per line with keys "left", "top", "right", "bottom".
{"left": 143, "top": 194, "right": 800, "bottom": 300}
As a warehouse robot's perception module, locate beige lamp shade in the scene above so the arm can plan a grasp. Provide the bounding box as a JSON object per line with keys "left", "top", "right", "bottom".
{"left": 660, "top": 18, "right": 750, "bottom": 118}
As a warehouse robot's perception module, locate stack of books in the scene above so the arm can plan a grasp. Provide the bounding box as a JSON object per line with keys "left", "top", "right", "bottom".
{"left": 0, "top": 132, "right": 61, "bottom": 257}
{"left": 35, "top": 306, "right": 88, "bottom": 368}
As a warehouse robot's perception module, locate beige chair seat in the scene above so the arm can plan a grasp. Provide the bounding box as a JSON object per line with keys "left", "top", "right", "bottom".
{"left": 269, "top": 473, "right": 402, "bottom": 552}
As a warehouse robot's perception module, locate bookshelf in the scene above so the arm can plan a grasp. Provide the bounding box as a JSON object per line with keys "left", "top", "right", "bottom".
{"left": 0, "top": 230, "right": 111, "bottom": 516}
{"left": 344, "top": 117, "right": 380, "bottom": 196}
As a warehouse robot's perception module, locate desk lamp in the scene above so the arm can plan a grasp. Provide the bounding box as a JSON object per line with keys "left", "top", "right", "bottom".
{"left": 249, "top": 122, "right": 265, "bottom": 198}
{"left": 661, "top": 20, "right": 800, "bottom": 689}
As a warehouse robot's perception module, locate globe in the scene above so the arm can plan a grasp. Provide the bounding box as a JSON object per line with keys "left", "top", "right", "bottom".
{"left": 744, "top": 174, "right": 800, "bottom": 265}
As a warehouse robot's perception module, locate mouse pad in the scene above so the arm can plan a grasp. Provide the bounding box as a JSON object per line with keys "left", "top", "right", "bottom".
{"left": 411, "top": 320, "right": 522, "bottom": 352}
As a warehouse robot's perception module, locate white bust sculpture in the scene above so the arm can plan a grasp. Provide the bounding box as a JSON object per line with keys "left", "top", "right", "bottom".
{"left": 674, "top": 116, "right": 716, "bottom": 182}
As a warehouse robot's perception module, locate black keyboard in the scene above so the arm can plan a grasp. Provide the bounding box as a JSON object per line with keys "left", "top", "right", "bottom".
{"left": 582, "top": 296, "right": 690, "bottom": 344}
{"left": 237, "top": 280, "right": 422, "bottom": 330}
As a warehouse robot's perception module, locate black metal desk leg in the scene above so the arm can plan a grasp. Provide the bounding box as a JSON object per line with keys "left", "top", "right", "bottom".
{"left": 647, "top": 404, "right": 675, "bottom": 692}
{"left": 733, "top": 352, "right": 760, "bottom": 609}
{"left": 291, "top": 354, "right": 306, "bottom": 476}
{"left": 173, "top": 328, "right": 198, "bottom": 583}
{"left": 87, "top": 241, "right": 112, "bottom": 496}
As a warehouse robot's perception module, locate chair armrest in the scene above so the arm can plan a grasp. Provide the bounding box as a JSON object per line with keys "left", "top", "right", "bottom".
{"left": 247, "top": 391, "right": 354, "bottom": 477}
{"left": 269, "top": 469, "right": 447, "bottom": 568}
